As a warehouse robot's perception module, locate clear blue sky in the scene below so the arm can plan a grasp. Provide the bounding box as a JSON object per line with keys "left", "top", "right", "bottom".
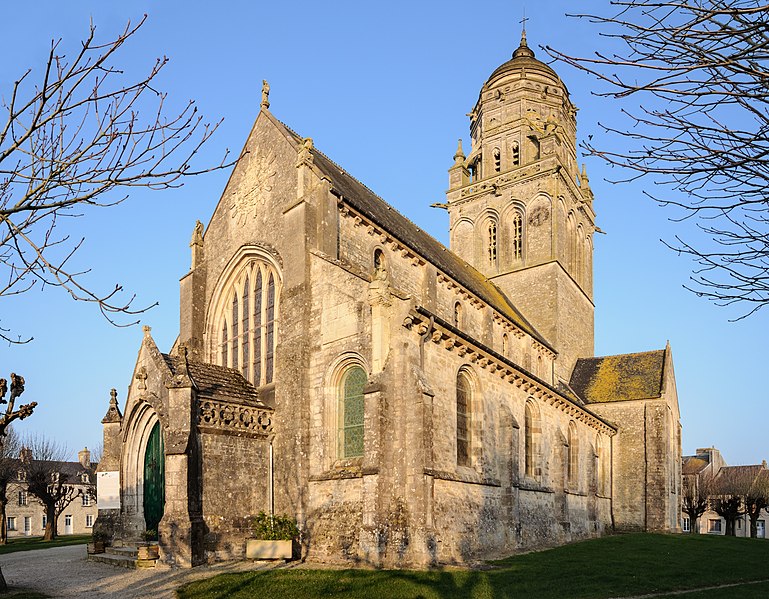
{"left": 1, "top": 1, "right": 766, "bottom": 466}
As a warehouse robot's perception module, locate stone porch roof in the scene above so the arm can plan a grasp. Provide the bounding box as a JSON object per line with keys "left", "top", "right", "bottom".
{"left": 569, "top": 349, "right": 666, "bottom": 404}
{"left": 162, "top": 354, "right": 263, "bottom": 406}
{"left": 277, "top": 119, "right": 552, "bottom": 351}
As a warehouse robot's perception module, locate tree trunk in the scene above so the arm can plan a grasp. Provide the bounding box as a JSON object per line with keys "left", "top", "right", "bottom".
{"left": 0, "top": 565, "right": 7, "bottom": 593}
{"left": 43, "top": 503, "right": 57, "bottom": 541}
{"left": 749, "top": 515, "right": 758, "bottom": 538}
{"left": 0, "top": 499, "right": 6, "bottom": 544}
{"left": 725, "top": 519, "right": 733, "bottom": 536}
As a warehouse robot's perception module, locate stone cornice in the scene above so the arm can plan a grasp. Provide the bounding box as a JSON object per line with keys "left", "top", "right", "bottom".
{"left": 404, "top": 307, "right": 616, "bottom": 436}
{"left": 336, "top": 200, "right": 538, "bottom": 345}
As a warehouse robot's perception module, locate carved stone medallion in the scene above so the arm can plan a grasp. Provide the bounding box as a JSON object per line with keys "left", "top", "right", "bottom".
{"left": 230, "top": 152, "right": 276, "bottom": 225}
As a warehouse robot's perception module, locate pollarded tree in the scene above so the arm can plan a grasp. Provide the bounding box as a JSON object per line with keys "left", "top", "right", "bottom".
{"left": 547, "top": 1, "right": 769, "bottom": 317}
{"left": 682, "top": 472, "right": 713, "bottom": 534}
{"left": 742, "top": 468, "right": 769, "bottom": 538}
{"left": 0, "top": 426, "right": 20, "bottom": 544}
{"left": 0, "top": 15, "right": 232, "bottom": 343}
{"left": 21, "top": 436, "right": 92, "bottom": 541}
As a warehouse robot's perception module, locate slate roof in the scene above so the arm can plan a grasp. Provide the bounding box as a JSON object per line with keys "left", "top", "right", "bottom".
{"left": 162, "top": 354, "right": 263, "bottom": 405}
{"left": 569, "top": 349, "right": 666, "bottom": 404}
{"left": 278, "top": 120, "right": 550, "bottom": 349}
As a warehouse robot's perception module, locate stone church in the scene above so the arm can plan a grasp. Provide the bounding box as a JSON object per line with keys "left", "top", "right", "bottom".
{"left": 96, "top": 33, "right": 682, "bottom": 567}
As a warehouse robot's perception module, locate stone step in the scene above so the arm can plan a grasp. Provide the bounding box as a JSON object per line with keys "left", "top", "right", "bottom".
{"left": 89, "top": 545, "right": 158, "bottom": 569}
{"left": 106, "top": 546, "right": 139, "bottom": 558}
{"left": 88, "top": 552, "right": 138, "bottom": 569}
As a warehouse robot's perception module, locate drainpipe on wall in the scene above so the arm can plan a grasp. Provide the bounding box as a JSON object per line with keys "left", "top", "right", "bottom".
{"left": 269, "top": 439, "right": 275, "bottom": 516}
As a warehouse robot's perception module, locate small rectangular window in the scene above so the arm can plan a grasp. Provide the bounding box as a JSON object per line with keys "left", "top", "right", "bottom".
{"left": 18, "top": 490, "right": 27, "bottom": 506}
{"left": 42, "top": 515, "right": 47, "bottom": 529}
{"left": 86, "top": 514, "right": 94, "bottom": 528}
{"left": 7, "top": 517, "right": 15, "bottom": 531}
{"left": 682, "top": 517, "right": 690, "bottom": 532}
{"left": 82, "top": 494, "right": 91, "bottom": 507}
{"left": 708, "top": 519, "right": 722, "bottom": 533}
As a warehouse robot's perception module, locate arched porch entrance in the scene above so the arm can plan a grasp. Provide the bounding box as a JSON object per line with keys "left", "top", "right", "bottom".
{"left": 143, "top": 421, "right": 165, "bottom": 533}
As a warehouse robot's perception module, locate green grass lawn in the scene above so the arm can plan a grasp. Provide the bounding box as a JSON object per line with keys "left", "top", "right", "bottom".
{"left": 0, "top": 534, "right": 91, "bottom": 555}
{"left": 176, "top": 533, "right": 769, "bottom": 599}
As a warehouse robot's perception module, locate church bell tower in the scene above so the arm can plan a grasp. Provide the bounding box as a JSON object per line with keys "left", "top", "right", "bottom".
{"left": 445, "top": 32, "right": 597, "bottom": 382}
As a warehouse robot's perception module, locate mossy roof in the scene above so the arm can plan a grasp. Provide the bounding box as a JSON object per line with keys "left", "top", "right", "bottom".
{"left": 569, "top": 349, "right": 666, "bottom": 404}
{"left": 162, "top": 354, "right": 264, "bottom": 406}
{"left": 276, "top": 119, "right": 551, "bottom": 350}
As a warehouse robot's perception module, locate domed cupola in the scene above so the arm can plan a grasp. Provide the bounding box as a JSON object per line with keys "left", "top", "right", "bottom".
{"left": 485, "top": 31, "right": 563, "bottom": 90}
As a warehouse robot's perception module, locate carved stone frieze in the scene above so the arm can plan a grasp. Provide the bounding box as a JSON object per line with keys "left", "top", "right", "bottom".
{"left": 198, "top": 399, "right": 273, "bottom": 437}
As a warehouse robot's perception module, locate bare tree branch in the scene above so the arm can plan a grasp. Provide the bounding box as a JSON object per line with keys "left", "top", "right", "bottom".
{"left": 0, "top": 15, "right": 234, "bottom": 342}
{"left": 546, "top": 1, "right": 769, "bottom": 316}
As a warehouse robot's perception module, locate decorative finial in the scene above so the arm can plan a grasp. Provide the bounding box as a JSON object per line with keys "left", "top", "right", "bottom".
{"left": 110, "top": 388, "right": 118, "bottom": 404}
{"left": 261, "top": 79, "right": 270, "bottom": 110}
{"left": 143, "top": 325, "right": 151, "bottom": 337}
{"left": 453, "top": 139, "right": 465, "bottom": 165}
{"left": 191, "top": 220, "right": 204, "bottom": 247}
{"left": 520, "top": 8, "right": 529, "bottom": 46}
{"left": 513, "top": 9, "right": 535, "bottom": 59}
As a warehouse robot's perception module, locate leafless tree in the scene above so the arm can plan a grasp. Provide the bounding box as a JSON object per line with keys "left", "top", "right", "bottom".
{"left": 21, "top": 435, "right": 93, "bottom": 541}
{"left": 547, "top": 2, "right": 769, "bottom": 317}
{"left": 0, "top": 373, "right": 35, "bottom": 591}
{"left": 742, "top": 469, "right": 769, "bottom": 538}
{"left": 682, "top": 471, "right": 713, "bottom": 534}
{"left": 0, "top": 427, "right": 20, "bottom": 544}
{"left": 0, "top": 15, "right": 232, "bottom": 343}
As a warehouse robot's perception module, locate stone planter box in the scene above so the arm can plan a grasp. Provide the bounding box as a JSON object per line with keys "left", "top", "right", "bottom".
{"left": 137, "top": 544, "right": 159, "bottom": 560}
{"left": 246, "top": 539, "right": 294, "bottom": 560}
{"left": 87, "top": 541, "right": 105, "bottom": 554}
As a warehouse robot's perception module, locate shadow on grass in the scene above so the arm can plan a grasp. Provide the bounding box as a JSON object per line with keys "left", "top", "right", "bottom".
{"left": 176, "top": 534, "right": 769, "bottom": 599}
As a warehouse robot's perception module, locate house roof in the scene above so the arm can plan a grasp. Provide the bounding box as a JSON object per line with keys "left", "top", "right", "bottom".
{"left": 569, "top": 349, "right": 666, "bottom": 404}
{"left": 276, "top": 120, "right": 551, "bottom": 350}
{"left": 162, "top": 354, "right": 264, "bottom": 406}
{"left": 682, "top": 456, "right": 709, "bottom": 476}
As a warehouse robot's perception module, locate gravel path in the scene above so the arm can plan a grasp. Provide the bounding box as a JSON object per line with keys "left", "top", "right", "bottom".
{"left": 0, "top": 544, "right": 269, "bottom": 598}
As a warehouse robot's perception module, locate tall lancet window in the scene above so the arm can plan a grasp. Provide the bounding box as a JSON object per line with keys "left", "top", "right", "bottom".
{"left": 512, "top": 141, "right": 520, "bottom": 166}
{"left": 265, "top": 273, "right": 276, "bottom": 384}
{"left": 488, "top": 221, "right": 498, "bottom": 265}
{"left": 253, "top": 270, "right": 263, "bottom": 385}
{"left": 456, "top": 370, "right": 472, "bottom": 467}
{"left": 214, "top": 255, "right": 280, "bottom": 387}
{"left": 221, "top": 319, "right": 228, "bottom": 367}
{"left": 512, "top": 212, "right": 523, "bottom": 260}
{"left": 231, "top": 295, "right": 239, "bottom": 371}
{"left": 241, "top": 276, "right": 250, "bottom": 379}
{"left": 493, "top": 148, "right": 501, "bottom": 173}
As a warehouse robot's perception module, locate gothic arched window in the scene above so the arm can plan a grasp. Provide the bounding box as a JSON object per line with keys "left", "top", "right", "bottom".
{"left": 241, "top": 276, "right": 250, "bottom": 379}
{"left": 488, "top": 220, "right": 498, "bottom": 265}
{"left": 231, "top": 294, "right": 239, "bottom": 372}
{"left": 214, "top": 255, "right": 280, "bottom": 387}
{"left": 339, "top": 365, "right": 366, "bottom": 459}
{"left": 456, "top": 370, "right": 472, "bottom": 467}
{"left": 568, "top": 421, "right": 579, "bottom": 489}
{"left": 453, "top": 302, "right": 463, "bottom": 328}
{"left": 512, "top": 212, "right": 523, "bottom": 260}
{"left": 502, "top": 333, "right": 509, "bottom": 357}
{"left": 525, "top": 400, "right": 541, "bottom": 480}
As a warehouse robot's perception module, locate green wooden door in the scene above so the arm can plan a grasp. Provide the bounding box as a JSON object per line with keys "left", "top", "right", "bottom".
{"left": 143, "top": 421, "right": 165, "bottom": 533}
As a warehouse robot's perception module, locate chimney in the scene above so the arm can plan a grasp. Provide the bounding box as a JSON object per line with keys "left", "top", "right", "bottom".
{"left": 78, "top": 447, "right": 91, "bottom": 469}
{"left": 19, "top": 446, "right": 32, "bottom": 464}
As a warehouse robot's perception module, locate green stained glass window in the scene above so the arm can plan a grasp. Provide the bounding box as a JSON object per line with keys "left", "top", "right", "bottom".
{"left": 340, "top": 366, "right": 366, "bottom": 458}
